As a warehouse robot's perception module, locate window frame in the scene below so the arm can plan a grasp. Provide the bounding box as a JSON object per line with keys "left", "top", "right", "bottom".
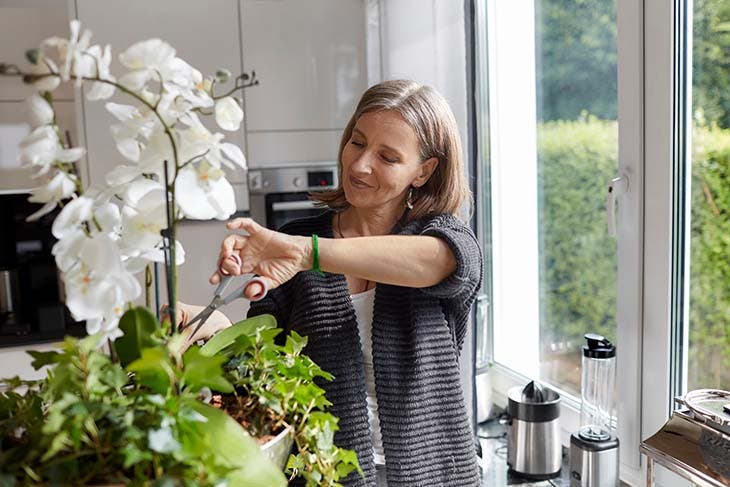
{"left": 473, "top": 0, "right": 655, "bottom": 483}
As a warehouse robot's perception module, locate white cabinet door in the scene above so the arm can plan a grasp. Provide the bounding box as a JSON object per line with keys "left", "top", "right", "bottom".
{"left": 75, "top": 0, "right": 249, "bottom": 189}
{"left": 241, "top": 0, "right": 369, "bottom": 166}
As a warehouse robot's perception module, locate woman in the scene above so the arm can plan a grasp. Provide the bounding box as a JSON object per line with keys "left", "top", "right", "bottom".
{"left": 184, "top": 80, "right": 482, "bottom": 486}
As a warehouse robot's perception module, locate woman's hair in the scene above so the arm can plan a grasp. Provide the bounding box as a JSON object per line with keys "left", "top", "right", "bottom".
{"left": 311, "top": 79, "right": 472, "bottom": 220}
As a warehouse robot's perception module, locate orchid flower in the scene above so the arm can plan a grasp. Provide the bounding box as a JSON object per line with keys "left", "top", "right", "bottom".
{"left": 63, "top": 233, "right": 140, "bottom": 338}
{"left": 8, "top": 20, "right": 253, "bottom": 343}
{"left": 178, "top": 112, "right": 246, "bottom": 170}
{"left": 175, "top": 161, "right": 236, "bottom": 220}
{"left": 26, "top": 171, "right": 78, "bottom": 221}
{"left": 18, "top": 125, "right": 85, "bottom": 176}
{"left": 214, "top": 96, "right": 244, "bottom": 132}
{"left": 27, "top": 94, "right": 55, "bottom": 128}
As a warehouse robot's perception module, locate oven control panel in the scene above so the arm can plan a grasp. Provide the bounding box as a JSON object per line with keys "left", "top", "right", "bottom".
{"left": 248, "top": 164, "right": 338, "bottom": 194}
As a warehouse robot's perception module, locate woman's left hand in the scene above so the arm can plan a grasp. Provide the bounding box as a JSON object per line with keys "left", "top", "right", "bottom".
{"left": 210, "top": 218, "right": 311, "bottom": 299}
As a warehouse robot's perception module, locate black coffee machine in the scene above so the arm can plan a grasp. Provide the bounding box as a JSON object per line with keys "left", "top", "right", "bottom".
{"left": 0, "top": 194, "right": 80, "bottom": 345}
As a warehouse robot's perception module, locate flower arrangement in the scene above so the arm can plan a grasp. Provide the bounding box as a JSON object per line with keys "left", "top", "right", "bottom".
{"left": 0, "top": 20, "right": 360, "bottom": 486}
{"left": 5, "top": 19, "right": 255, "bottom": 338}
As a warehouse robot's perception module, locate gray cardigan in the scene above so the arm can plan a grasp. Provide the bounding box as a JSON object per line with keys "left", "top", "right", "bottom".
{"left": 247, "top": 210, "right": 482, "bottom": 486}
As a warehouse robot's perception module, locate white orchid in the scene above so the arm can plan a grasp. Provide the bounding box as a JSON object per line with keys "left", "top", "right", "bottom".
{"left": 178, "top": 112, "right": 246, "bottom": 170}
{"left": 214, "top": 96, "right": 244, "bottom": 131}
{"left": 63, "top": 233, "right": 140, "bottom": 336}
{"left": 118, "top": 39, "right": 177, "bottom": 91}
{"left": 118, "top": 179, "right": 167, "bottom": 254}
{"left": 105, "top": 102, "right": 156, "bottom": 162}
{"left": 85, "top": 45, "right": 116, "bottom": 100}
{"left": 27, "top": 94, "right": 55, "bottom": 128}
{"left": 26, "top": 171, "right": 78, "bottom": 221}
{"left": 28, "top": 56, "right": 61, "bottom": 92}
{"left": 42, "top": 20, "right": 94, "bottom": 85}
{"left": 176, "top": 161, "right": 236, "bottom": 220}
{"left": 8, "top": 20, "right": 251, "bottom": 342}
{"left": 18, "top": 125, "right": 85, "bottom": 176}
{"left": 51, "top": 195, "right": 94, "bottom": 239}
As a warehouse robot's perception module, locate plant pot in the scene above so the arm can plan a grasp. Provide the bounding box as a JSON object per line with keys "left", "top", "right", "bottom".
{"left": 260, "top": 426, "right": 294, "bottom": 470}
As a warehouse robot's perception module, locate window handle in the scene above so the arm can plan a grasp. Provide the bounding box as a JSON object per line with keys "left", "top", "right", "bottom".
{"left": 606, "top": 175, "right": 629, "bottom": 238}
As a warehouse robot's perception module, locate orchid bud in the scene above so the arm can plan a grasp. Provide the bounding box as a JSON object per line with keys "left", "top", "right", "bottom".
{"left": 215, "top": 69, "right": 231, "bottom": 84}
{"left": 25, "top": 48, "right": 40, "bottom": 65}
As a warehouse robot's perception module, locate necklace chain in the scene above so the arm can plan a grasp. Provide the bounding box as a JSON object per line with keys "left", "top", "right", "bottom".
{"left": 336, "top": 212, "right": 371, "bottom": 294}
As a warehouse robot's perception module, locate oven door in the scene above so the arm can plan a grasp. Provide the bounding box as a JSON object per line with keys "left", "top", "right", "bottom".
{"left": 265, "top": 192, "right": 323, "bottom": 230}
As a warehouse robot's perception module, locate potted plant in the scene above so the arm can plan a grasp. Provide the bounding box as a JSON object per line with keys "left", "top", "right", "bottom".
{"left": 0, "top": 20, "right": 360, "bottom": 487}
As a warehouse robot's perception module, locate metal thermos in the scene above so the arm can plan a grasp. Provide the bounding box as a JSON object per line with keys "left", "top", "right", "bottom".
{"left": 507, "top": 381, "right": 562, "bottom": 479}
{"left": 570, "top": 334, "right": 620, "bottom": 487}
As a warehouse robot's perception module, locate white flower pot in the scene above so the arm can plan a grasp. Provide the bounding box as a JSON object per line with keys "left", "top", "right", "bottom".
{"left": 260, "top": 426, "right": 294, "bottom": 470}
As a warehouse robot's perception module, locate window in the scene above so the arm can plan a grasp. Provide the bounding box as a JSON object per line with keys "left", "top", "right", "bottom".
{"left": 687, "top": 0, "right": 730, "bottom": 392}
{"left": 475, "top": 0, "right": 644, "bottom": 480}
{"left": 479, "top": 0, "right": 619, "bottom": 397}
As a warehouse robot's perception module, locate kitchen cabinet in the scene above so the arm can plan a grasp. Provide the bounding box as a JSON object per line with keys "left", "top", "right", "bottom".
{"left": 74, "top": 0, "right": 249, "bottom": 195}
{"left": 241, "top": 0, "right": 370, "bottom": 167}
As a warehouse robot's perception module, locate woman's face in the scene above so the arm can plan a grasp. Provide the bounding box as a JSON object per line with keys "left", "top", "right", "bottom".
{"left": 340, "top": 110, "right": 437, "bottom": 212}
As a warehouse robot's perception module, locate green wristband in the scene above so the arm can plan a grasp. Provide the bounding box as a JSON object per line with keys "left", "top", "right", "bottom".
{"left": 312, "top": 234, "right": 324, "bottom": 276}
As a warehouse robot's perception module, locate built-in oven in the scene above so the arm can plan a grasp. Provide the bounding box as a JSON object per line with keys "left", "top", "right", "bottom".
{"left": 248, "top": 163, "right": 339, "bottom": 230}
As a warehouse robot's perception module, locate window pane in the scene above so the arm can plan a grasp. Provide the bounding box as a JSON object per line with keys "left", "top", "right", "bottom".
{"left": 688, "top": 0, "right": 730, "bottom": 390}
{"left": 536, "top": 0, "right": 618, "bottom": 395}
{"left": 485, "top": 0, "right": 618, "bottom": 396}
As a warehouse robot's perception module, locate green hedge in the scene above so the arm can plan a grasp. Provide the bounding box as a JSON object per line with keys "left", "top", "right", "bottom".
{"left": 536, "top": 119, "right": 730, "bottom": 389}
{"left": 690, "top": 125, "right": 730, "bottom": 388}
{"left": 537, "top": 117, "right": 618, "bottom": 349}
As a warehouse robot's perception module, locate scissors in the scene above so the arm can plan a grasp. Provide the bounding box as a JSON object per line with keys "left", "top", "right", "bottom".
{"left": 185, "top": 254, "right": 268, "bottom": 342}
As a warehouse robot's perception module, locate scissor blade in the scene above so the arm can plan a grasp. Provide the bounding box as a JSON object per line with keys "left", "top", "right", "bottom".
{"left": 186, "top": 307, "right": 215, "bottom": 341}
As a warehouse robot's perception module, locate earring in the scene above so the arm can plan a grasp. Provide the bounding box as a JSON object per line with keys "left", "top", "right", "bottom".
{"left": 406, "top": 187, "right": 414, "bottom": 209}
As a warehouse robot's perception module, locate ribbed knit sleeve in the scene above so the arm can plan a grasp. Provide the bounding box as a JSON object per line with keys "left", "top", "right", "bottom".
{"left": 419, "top": 214, "right": 482, "bottom": 299}
{"left": 417, "top": 214, "right": 483, "bottom": 349}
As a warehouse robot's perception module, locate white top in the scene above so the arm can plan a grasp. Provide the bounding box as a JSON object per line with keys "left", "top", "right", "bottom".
{"left": 350, "top": 287, "right": 386, "bottom": 465}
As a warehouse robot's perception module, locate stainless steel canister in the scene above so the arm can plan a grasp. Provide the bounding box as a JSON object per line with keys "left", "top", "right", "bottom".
{"left": 507, "top": 381, "right": 562, "bottom": 480}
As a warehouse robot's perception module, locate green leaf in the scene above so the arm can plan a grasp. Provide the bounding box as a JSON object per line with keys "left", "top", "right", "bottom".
{"left": 122, "top": 443, "right": 151, "bottom": 469}
{"left": 41, "top": 431, "right": 70, "bottom": 461}
{"left": 186, "top": 402, "right": 287, "bottom": 487}
{"left": 26, "top": 350, "right": 61, "bottom": 370}
{"left": 284, "top": 331, "right": 307, "bottom": 355}
{"left": 181, "top": 346, "right": 233, "bottom": 393}
{"left": 115, "top": 307, "right": 160, "bottom": 366}
{"left": 127, "top": 347, "right": 174, "bottom": 395}
{"left": 200, "top": 314, "right": 277, "bottom": 356}
{"left": 336, "top": 449, "right": 363, "bottom": 476}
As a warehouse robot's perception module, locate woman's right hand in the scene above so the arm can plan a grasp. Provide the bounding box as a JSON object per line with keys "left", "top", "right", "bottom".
{"left": 210, "top": 218, "right": 312, "bottom": 299}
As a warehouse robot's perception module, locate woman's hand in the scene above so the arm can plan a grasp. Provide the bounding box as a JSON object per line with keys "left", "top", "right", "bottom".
{"left": 210, "top": 218, "right": 312, "bottom": 299}
{"left": 162, "top": 301, "right": 233, "bottom": 350}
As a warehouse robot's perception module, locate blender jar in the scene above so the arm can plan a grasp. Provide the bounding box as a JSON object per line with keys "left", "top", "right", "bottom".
{"left": 580, "top": 333, "right": 616, "bottom": 440}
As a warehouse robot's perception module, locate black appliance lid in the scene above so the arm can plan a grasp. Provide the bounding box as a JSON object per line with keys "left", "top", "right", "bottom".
{"left": 507, "top": 381, "right": 561, "bottom": 422}
{"left": 583, "top": 333, "right": 616, "bottom": 358}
